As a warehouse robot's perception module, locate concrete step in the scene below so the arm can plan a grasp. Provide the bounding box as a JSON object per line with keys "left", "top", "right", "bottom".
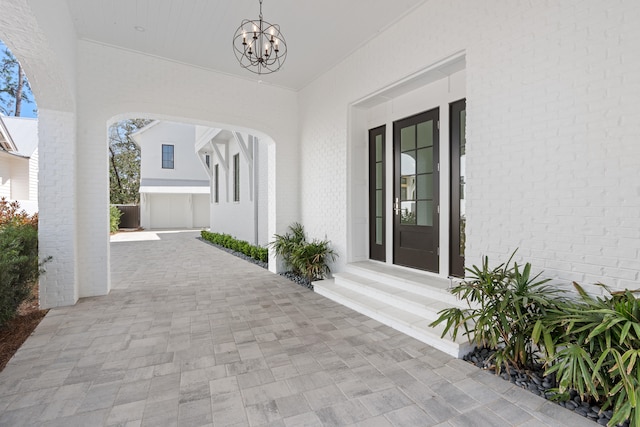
{"left": 343, "top": 261, "right": 464, "bottom": 307}
{"left": 315, "top": 280, "right": 472, "bottom": 357}
{"left": 332, "top": 272, "right": 454, "bottom": 322}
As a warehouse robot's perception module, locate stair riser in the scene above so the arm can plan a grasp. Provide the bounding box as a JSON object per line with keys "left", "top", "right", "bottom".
{"left": 338, "top": 268, "right": 464, "bottom": 307}
{"left": 333, "top": 277, "right": 441, "bottom": 322}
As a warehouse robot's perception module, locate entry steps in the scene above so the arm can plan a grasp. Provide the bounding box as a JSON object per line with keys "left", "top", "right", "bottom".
{"left": 314, "top": 261, "right": 473, "bottom": 358}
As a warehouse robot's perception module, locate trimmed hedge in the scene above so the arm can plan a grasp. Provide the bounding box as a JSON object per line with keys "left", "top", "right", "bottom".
{"left": 201, "top": 230, "right": 268, "bottom": 263}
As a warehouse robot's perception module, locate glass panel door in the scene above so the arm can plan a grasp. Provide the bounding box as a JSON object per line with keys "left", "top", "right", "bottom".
{"left": 393, "top": 109, "right": 439, "bottom": 272}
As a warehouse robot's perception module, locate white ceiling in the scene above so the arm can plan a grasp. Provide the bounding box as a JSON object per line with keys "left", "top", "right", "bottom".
{"left": 65, "top": 0, "right": 427, "bottom": 91}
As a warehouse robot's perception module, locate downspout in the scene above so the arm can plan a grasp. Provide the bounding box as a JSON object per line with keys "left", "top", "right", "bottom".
{"left": 253, "top": 136, "right": 259, "bottom": 246}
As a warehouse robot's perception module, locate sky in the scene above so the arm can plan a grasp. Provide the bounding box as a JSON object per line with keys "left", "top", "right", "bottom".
{"left": 0, "top": 39, "right": 38, "bottom": 118}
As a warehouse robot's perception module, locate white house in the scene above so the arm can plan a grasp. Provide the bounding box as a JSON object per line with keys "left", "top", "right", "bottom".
{"left": 0, "top": 115, "right": 38, "bottom": 214}
{"left": 3, "top": 1, "right": 639, "bottom": 343}
{"left": 130, "top": 120, "right": 210, "bottom": 230}
{"left": 195, "top": 127, "right": 269, "bottom": 246}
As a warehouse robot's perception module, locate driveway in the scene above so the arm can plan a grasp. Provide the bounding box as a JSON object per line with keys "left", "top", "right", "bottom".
{"left": 0, "top": 230, "right": 591, "bottom": 426}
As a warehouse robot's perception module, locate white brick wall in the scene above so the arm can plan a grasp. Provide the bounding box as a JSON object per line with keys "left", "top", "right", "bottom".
{"left": 29, "top": 148, "right": 38, "bottom": 202}
{"left": 299, "top": 1, "right": 640, "bottom": 294}
{"left": 38, "top": 109, "right": 78, "bottom": 308}
{"left": 0, "top": 0, "right": 79, "bottom": 308}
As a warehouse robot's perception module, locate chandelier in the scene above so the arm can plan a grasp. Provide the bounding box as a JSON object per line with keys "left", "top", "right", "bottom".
{"left": 232, "top": 0, "right": 288, "bottom": 75}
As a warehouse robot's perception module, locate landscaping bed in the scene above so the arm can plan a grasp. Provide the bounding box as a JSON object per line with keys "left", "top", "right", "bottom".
{"left": 0, "top": 287, "right": 48, "bottom": 373}
{"left": 430, "top": 252, "right": 637, "bottom": 427}
{"left": 465, "top": 346, "right": 622, "bottom": 426}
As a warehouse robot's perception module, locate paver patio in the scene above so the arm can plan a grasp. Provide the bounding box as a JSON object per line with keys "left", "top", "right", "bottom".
{"left": 0, "top": 230, "right": 592, "bottom": 426}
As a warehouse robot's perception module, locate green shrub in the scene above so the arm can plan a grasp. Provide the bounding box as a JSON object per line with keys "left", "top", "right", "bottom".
{"left": 269, "top": 223, "right": 306, "bottom": 274}
{"left": 0, "top": 223, "right": 41, "bottom": 326}
{"left": 110, "top": 205, "right": 122, "bottom": 233}
{"left": 269, "top": 223, "right": 337, "bottom": 282}
{"left": 200, "top": 230, "right": 268, "bottom": 265}
{"left": 430, "top": 251, "right": 566, "bottom": 372}
{"left": 535, "top": 283, "right": 640, "bottom": 426}
{"left": 289, "top": 239, "right": 337, "bottom": 282}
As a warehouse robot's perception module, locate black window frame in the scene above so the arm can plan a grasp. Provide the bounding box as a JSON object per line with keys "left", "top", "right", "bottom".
{"left": 233, "top": 153, "right": 240, "bottom": 202}
{"left": 162, "top": 144, "right": 174, "bottom": 169}
{"left": 214, "top": 164, "right": 219, "bottom": 203}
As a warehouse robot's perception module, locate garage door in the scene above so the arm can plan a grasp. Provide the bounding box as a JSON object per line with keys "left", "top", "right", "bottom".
{"left": 149, "top": 194, "right": 191, "bottom": 229}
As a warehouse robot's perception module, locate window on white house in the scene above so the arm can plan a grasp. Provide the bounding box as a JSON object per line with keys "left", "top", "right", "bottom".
{"left": 214, "top": 164, "right": 219, "bottom": 203}
{"left": 233, "top": 153, "right": 240, "bottom": 202}
{"left": 205, "top": 154, "right": 210, "bottom": 168}
{"left": 162, "top": 144, "right": 174, "bottom": 169}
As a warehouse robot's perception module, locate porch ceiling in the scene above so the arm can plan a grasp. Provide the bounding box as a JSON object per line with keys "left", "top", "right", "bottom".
{"left": 65, "top": 0, "right": 427, "bottom": 91}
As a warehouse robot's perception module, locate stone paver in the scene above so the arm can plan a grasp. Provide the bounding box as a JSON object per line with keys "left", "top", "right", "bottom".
{"left": 0, "top": 230, "right": 593, "bottom": 426}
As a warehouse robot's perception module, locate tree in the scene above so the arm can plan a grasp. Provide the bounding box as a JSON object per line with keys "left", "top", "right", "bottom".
{"left": 109, "top": 119, "right": 152, "bottom": 204}
{"left": 0, "top": 43, "right": 35, "bottom": 117}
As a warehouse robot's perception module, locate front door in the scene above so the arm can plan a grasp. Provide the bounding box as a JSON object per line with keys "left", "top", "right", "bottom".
{"left": 393, "top": 109, "right": 439, "bottom": 272}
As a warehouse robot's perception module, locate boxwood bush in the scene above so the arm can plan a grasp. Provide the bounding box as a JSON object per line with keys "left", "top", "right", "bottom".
{"left": 201, "top": 230, "right": 268, "bottom": 263}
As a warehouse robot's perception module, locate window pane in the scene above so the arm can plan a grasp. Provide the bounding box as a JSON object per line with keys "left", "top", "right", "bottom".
{"left": 417, "top": 200, "right": 433, "bottom": 226}
{"left": 375, "top": 135, "right": 383, "bottom": 162}
{"left": 214, "top": 165, "right": 219, "bottom": 203}
{"left": 376, "top": 190, "right": 383, "bottom": 217}
{"left": 375, "top": 218, "right": 383, "bottom": 245}
{"left": 401, "top": 152, "right": 416, "bottom": 175}
{"left": 162, "top": 144, "right": 174, "bottom": 169}
{"left": 417, "top": 148, "right": 432, "bottom": 174}
{"left": 401, "top": 176, "right": 416, "bottom": 201}
{"left": 417, "top": 121, "right": 433, "bottom": 148}
{"left": 417, "top": 174, "right": 433, "bottom": 200}
{"left": 376, "top": 163, "right": 383, "bottom": 189}
{"left": 233, "top": 154, "right": 240, "bottom": 202}
{"left": 400, "top": 201, "right": 416, "bottom": 224}
{"left": 400, "top": 125, "right": 415, "bottom": 152}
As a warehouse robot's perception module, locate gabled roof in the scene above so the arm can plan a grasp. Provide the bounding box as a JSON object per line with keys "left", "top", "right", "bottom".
{"left": 0, "top": 115, "right": 18, "bottom": 152}
{"left": 129, "top": 120, "right": 161, "bottom": 147}
{"left": 0, "top": 115, "right": 38, "bottom": 157}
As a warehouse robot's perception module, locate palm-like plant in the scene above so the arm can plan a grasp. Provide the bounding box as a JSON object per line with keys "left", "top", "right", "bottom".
{"left": 535, "top": 283, "right": 640, "bottom": 427}
{"left": 430, "top": 252, "right": 566, "bottom": 372}
{"left": 290, "top": 239, "right": 337, "bottom": 283}
{"left": 269, "top": 223, "right": 306, "bottom": 274}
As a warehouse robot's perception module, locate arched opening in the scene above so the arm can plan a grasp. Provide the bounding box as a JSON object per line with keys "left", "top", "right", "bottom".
{"left": 106, "top": 113, "right": 278, "bottom": 280}
{"left": 0, "top": 39, "right": 39, "bottom": 211}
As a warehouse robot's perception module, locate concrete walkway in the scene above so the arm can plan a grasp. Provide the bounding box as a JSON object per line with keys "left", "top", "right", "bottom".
{"left": 0, "top": 230, "right": 592, "bottom": 426}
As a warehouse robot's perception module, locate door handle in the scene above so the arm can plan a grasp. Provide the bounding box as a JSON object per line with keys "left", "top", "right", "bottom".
{"left": 394, "top": 198, "right": 400, "bottom": 215}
